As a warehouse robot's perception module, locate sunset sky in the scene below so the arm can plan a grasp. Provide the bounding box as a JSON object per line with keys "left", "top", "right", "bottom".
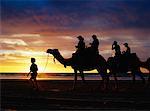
{"left": 0, "top": 0, "right": 150, "bottom": 73}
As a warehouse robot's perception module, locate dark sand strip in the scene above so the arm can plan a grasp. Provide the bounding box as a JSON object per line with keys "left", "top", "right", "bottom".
{"left": 1, "top": 79, "right": 150, "bottom": 110}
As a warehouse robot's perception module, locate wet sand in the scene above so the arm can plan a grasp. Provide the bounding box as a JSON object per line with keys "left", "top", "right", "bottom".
{"left": 1, "top": 79, "right": 150, "bottom": 110}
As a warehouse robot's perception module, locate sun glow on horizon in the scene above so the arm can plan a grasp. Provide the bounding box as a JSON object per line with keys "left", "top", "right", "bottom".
{"left": 0, "top": 52, "right": 74, "bottom": 73}
{"left": 0, "top": 49, "right": 149, "bottom": 73}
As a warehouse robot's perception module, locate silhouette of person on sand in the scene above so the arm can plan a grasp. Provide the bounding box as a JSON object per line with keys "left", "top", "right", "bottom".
{"left": 27, "top": 58, "right": 38, "bottom": 90}
{"left": 122, "top": 43, "right": 131, "bottom": 56}
{"left": 90, "top": 35, "right": 99, "bottom": 55}
{"left": 112, "top": 41, "right": 121, "bottom": 57}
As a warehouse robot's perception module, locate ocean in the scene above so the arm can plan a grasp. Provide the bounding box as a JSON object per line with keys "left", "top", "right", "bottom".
{"left": 0, "top": 73, "right": 149, "bottom": 80}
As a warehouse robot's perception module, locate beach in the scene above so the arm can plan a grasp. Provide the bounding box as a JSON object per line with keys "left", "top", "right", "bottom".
{"left": 1, "top": 79, "right": 150, "bottom": 110}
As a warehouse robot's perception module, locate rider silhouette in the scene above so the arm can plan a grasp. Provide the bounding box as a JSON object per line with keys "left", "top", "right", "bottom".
{"left": 112, "top": 41, "right": 121, "bottom": 69}
{"left": 71, "top": 36, "right": 85, "bottom": 65}
{"left": 112, "top": 41, "right": 121, "bottom": 57}
{"left": 75, "top": 35, "right": 85, "bottom": 55}
{"left": 90, "top": 35, "right": 99, "bottom": 55}
{"left": 122, "top": 43, "right": 131, "bottom": 55}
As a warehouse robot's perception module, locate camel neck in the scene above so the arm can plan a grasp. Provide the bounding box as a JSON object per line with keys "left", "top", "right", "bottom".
{"left": 53, "top": 52, "right": 65, "bottom": 65}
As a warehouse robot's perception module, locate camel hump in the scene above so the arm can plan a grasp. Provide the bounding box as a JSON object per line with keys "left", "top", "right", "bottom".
{"left": 147, "top": 57, "right": 150, "bottom": 64}
{"left": 72, "top": 47, "right": 103, "bottom": 65}
{"left": 84, "top": 47, "right": 99, "bottom": 56}
{"left": 131, "top": 53, "right": 136, "bottom": 57}
{"left": 73, "top": 47, "right": 99, "bottom": 58}
{"left": 130, "top": 53, "right": 140, "bottom": 61}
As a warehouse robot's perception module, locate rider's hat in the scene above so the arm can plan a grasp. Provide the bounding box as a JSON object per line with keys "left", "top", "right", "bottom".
{"left": 92, "top": 35, "right": 97, "bottom": 39}
{"left": 77, "top": 36, "right": 84, "bottom": 40}
{"left": 113, "top": 41, "right": 117, "bottom": 44}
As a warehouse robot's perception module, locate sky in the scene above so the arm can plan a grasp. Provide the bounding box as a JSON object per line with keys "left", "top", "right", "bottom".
{"left": 0, "top": 0, "right": 150, "bottom": 73}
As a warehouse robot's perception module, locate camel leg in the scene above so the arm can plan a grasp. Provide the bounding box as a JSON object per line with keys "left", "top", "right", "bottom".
{"left": 79, "top": 70, "right": 85, "bottom": 83}
{"left": 136, "top": 71, "right": 145, "bottom": 84}
{"left": 148, "top": 70, "right": 150, "bottom": 84}
{"left": 113, "top": 72, "right": 118, "bottom": 89}
{"left": 97, "top": 69, "right": 103, "bottom": 88}
{"left": 73, "top": 69, "right": 77, "bottom": 90}
{"left": 105, "top": 74, "right": 110, "bottom": 90}
{"left": 97, "top": 69, "right": 103, "bottom": 84}
{"left": 132, "top": 70, "right": 145, "bottom": 84}
{"left": 103, "top": 68, "right": 109, "bottom": 90}
{"left": 97, "top": 68, "right": 108, "bottom": 90}
{"left": 132, "top": 72, "right": 135, "bottom": 84}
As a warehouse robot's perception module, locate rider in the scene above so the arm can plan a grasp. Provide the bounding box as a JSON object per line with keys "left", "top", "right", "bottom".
{"left": 112, "top": 41, "right": 121, "bottom": 57}
{"left": 71, "top": 35, "right": 85, "bottom": 65}
{"left": 122, "top": 43, "right": 131, "bottom": 68}
{"left": 122, "top": 43, "right": 131, "bottom": 56}
{"left": 112, "top": 41, "right": 121, "bottom": 69}
{"left": 75, "top": 35, "right": 85, "bottom": 55}
{"left": 90, "top": 35, "right": 99, "bottom": 55}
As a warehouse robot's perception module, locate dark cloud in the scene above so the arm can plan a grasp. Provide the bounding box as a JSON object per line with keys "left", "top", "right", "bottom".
{"left": 2, "top": 0, "right": 150, "bottom": 34}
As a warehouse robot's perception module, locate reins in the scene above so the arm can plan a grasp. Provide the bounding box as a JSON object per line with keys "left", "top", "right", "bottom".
{"left": 43, "top": 53, "right": 56, "bottom": 72}
{"left": 53, "top": 57, "right": 56, "bottom": 64}
{"left": 43, "top": 53, "right": 50, "bottom": 72}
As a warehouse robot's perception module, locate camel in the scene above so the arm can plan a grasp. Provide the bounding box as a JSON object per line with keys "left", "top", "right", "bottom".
{"left": 47, "top": 49, "right": 108, "bottom": 89}
{"left": 107, "top": 54, "right": 150, "bottom": 88}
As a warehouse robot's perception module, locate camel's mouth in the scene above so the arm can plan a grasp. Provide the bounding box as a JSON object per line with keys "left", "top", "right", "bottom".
{"left": 46, "top": 49, "right": 53, "bottom": 53}
{"left": 47, "top": 49, "right": 59, "bottom": 54}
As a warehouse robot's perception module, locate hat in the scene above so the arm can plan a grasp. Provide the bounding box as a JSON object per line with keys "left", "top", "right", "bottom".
{"left": 113, "top": 41, "right": 117, "bottom": 44}
{"left": 123, "top": 43, "right": 128, "bottom": 46}
{"left": 92, "top": 35, "right": 97, "bottom": 39}
{"left": 77, "top": 36, "right": 84, "bottom": 40}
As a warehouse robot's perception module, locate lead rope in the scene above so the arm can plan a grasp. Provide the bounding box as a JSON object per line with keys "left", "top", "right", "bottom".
{"left": 43, "top": 53, "right": 50, "bottom": 72}
{"left": 53, "top": 57, "right": 56, "bottom": 64}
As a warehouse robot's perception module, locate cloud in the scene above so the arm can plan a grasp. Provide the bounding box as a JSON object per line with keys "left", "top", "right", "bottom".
{"left": 0, "top": 38, "right": 28, "bottom": 46}
{"left": 31, "top": 40, "right": 45, "bottom": 45}
{"left": 0, "top": 50, "right": 48, "bottom": 60}
{"left": 11, "top": 34, "right": 41, "bottom": 38}
{"left": 2, "top": 0, "right": 150, "bottom": 36}
{"left": 57, "top": 36, "right": 75, "bottom": 40}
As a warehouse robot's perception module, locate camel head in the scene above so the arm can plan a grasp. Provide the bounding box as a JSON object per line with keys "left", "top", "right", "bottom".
{"left": 47, "top": 49, "right": 59, "bottom": 54}
{"left": 47, "top": 49, "right": 60, "bottom": 57}
{"left": 47, "top": 49, "right": 67, "bottom": 66}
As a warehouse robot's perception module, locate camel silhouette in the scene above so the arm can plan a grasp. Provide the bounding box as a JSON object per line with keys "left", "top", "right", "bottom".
{"left": 47, "top": 49, "right": 108, "bottom": 89}
{"left": 107, "top": 54, "right": 150, "bottom": 88}
{"left": 47, "top": 49, "right": 150, "bottom": 90}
